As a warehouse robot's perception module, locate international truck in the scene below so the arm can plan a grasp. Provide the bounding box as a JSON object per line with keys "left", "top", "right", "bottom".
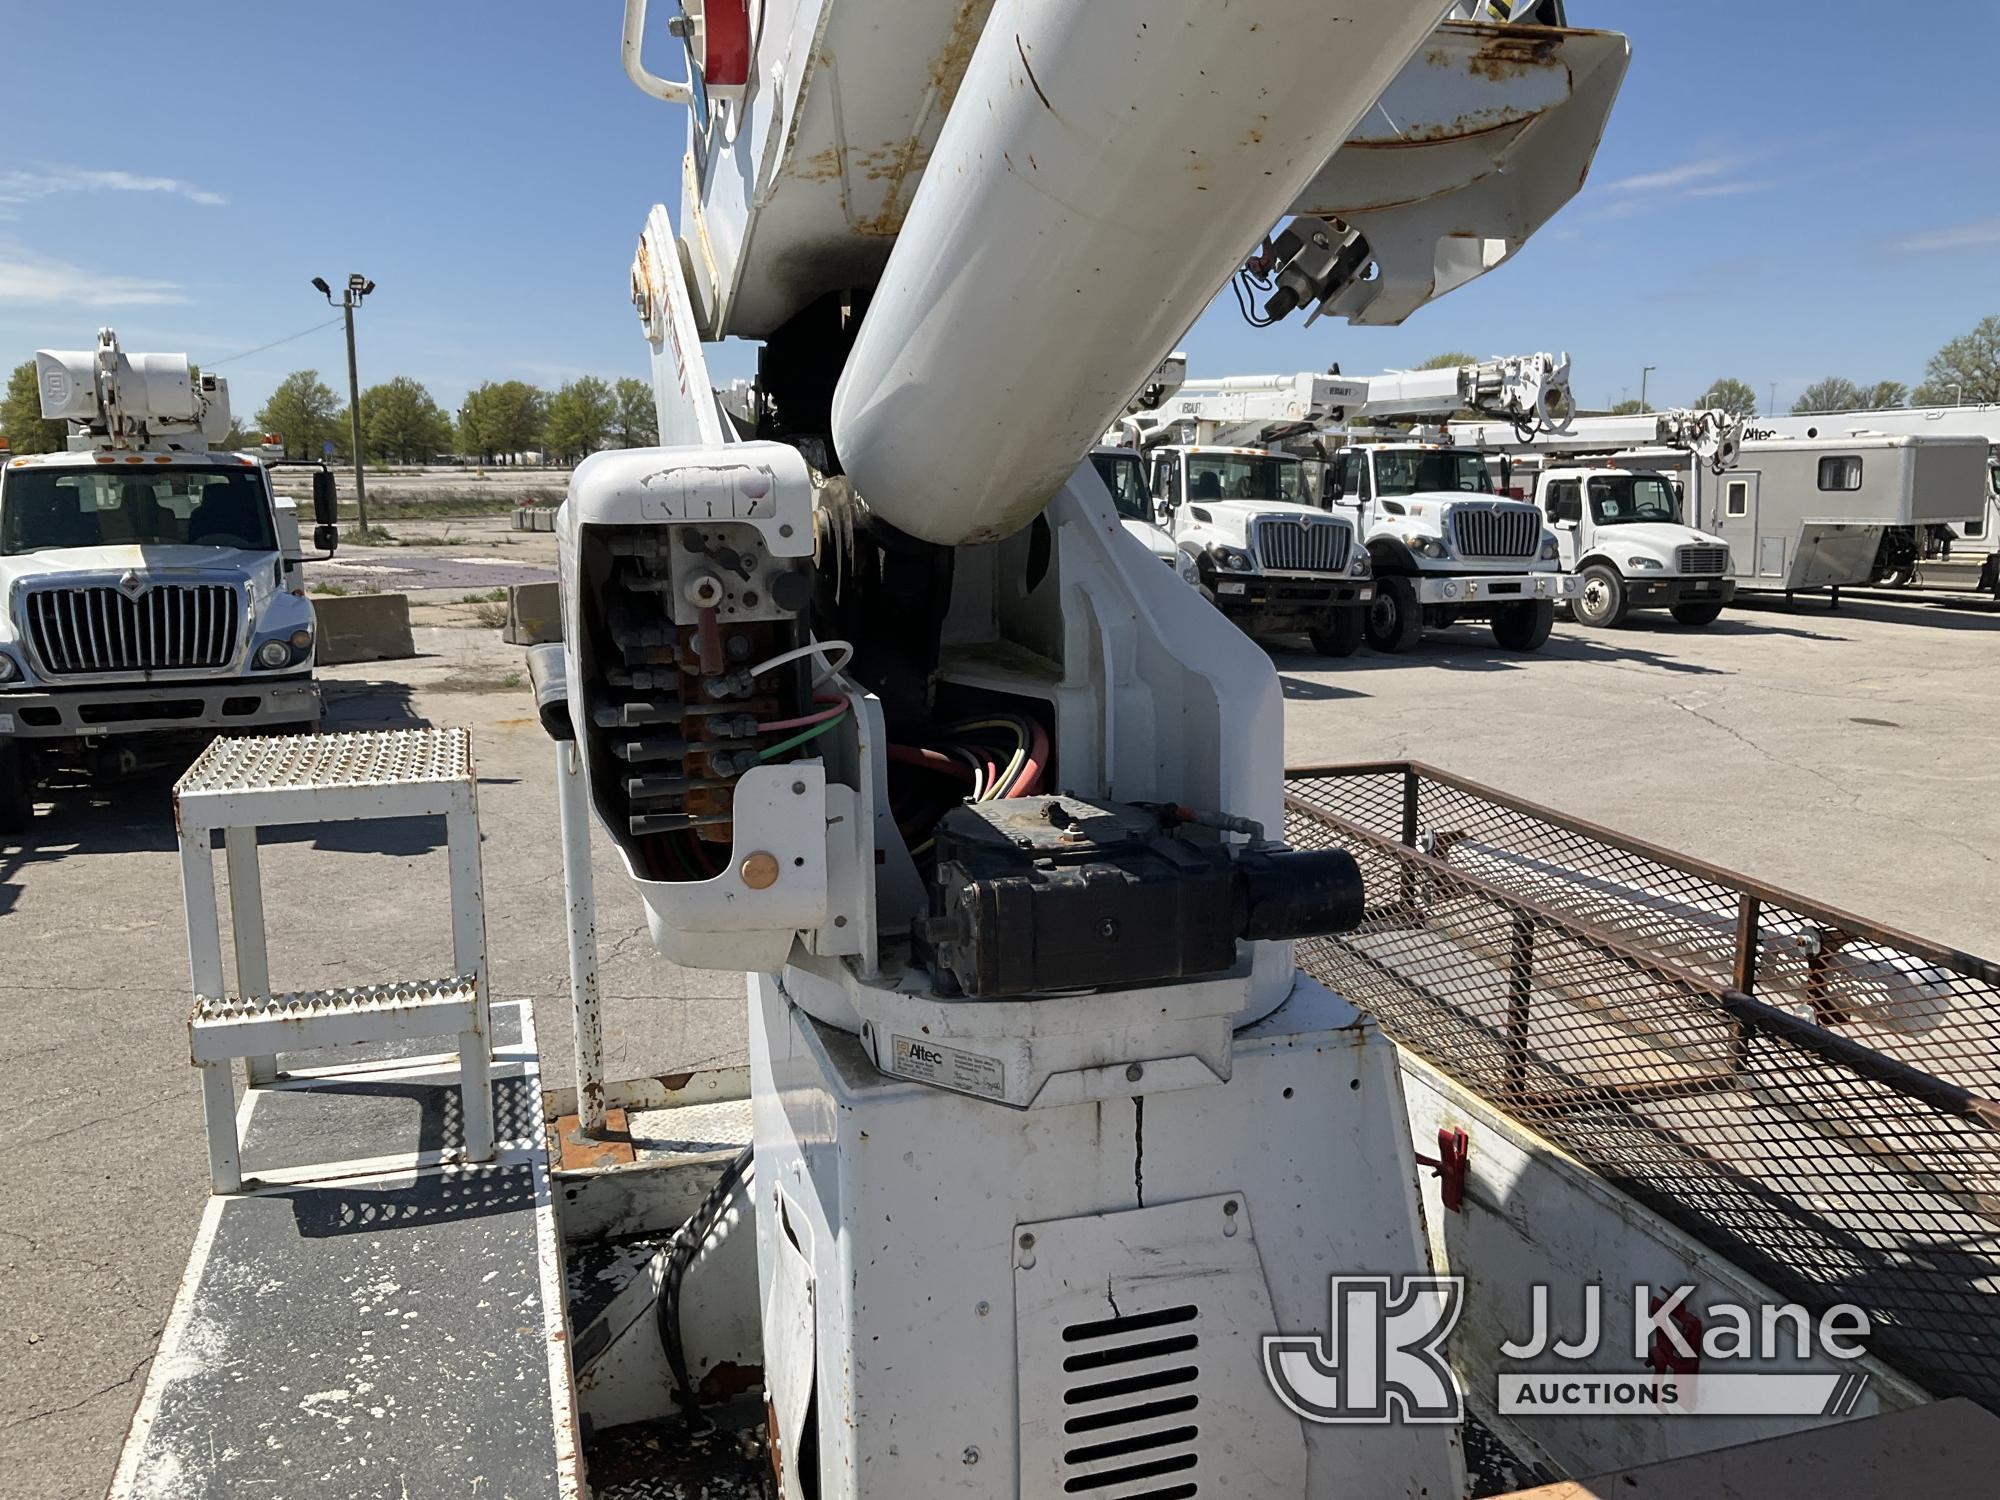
{"left": 0, "top": 330, "right": 338, "bottom": 831}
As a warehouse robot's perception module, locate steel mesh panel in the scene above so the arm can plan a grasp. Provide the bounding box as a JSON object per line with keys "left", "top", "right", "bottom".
{"left": 1285, "top": 763, "right": 2000, "bottom": 1409}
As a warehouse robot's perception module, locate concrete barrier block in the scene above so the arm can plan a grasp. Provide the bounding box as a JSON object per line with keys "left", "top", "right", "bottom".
{"left": 503, "top": 581, "right": 563, "bottom": 645}
{"left": 312, "top": 593, "right": 416, "bottom": 664}
{"left": 513, "top": 507, "right": 558, "bottom": 532}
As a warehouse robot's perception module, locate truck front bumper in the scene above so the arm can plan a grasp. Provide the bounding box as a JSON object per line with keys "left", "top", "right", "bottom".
{"left": 1414, "top": 573, "right": 1576, "bottom": 606}
{"left": 1625, "top": 577, "right": 1737, "bottom": 609}
{"left": 1211, "top": 575, "right": 1373, "bottom": 631}
{"left": 0, "top": 675, "right": 321, "bottom": 741}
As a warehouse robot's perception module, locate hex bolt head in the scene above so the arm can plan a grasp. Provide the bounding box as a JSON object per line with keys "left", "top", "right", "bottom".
{"left": 1126, "top": 1063, "right": 1144, "bottom": 1083}
{"left": 963, "top": 1446, "right": 980, "bottom": 1466}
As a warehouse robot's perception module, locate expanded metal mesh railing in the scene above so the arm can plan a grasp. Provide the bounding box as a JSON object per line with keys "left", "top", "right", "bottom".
{"left": 1284, "top": 762, "right": 2000, "bottom": 1410}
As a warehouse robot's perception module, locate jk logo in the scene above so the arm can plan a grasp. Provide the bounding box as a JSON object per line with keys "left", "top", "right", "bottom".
{"left": 1263, "top": 1275, "right": 1465, "bottom": 1424}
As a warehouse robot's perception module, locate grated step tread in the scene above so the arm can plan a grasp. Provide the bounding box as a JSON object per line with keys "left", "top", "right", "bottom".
{"left": 177, "top": 726, "right": 471, "bottom": 800}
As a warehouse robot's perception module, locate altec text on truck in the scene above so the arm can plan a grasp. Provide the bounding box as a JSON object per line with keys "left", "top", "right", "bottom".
{"left": 0, "top": 330, "right": 340, "bottom": 832}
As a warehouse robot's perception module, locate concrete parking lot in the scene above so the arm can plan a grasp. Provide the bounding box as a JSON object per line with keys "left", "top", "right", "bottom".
{"left": 3, "top": 593, "right": 1997, "bottom": 1498}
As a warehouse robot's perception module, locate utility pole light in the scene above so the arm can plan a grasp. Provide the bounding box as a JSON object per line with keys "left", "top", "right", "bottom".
{"left": 1640, "top": 365, "right": 1656, "bottom": 413}
{"left": 313, "top": 273, "right": 376, "bottom": 533}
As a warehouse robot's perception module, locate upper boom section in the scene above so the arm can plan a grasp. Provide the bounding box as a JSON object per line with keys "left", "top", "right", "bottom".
{"left": 622, "top": 0, "right": 1627, "bottom": 546}
{"left": 35, "top": 329, "right": 232, "bottom": 454}
{"left": 1122, "top": 354, "right": 1573, "bottom": 451}
{"left": 1455, "top": 406, "right": 1746, "bottom": 471}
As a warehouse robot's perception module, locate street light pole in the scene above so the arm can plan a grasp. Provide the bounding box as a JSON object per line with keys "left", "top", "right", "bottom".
{"left": 313, "top": 274, "right": 376, "bottom": 534}
{"left": 1640, "top": 365, "right": 1656, "bottom": 412}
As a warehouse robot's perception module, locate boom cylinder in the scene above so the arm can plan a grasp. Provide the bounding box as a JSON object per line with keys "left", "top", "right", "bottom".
{"left": 830, "top": 0, "right": 1455, "bottom": 547}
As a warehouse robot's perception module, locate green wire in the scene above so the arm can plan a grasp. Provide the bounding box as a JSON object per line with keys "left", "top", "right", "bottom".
{"left": 758, "top": 711, "right": 850, "bottom": 761}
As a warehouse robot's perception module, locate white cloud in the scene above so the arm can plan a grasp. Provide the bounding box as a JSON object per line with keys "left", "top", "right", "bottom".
{"left": 0, "top": 242, "right": 189, "bottom": 306}
{"left": 0, "top": 166, "right": 226, "bottom": 208}
{"left": 1892, "top": 219, "right": 2000, "bottom": 255}
{"left": 1604, "top": 156, "right": 1739, "bottom": 193}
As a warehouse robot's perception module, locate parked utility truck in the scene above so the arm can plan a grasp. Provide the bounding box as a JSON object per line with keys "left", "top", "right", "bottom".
{"left": 0, "top": 330, "right": 338, "bottom": 830}
{"left": 1459, "top": 407, "right": 1747, "bottom": 627}
{"left": 1118, "top": 371, "right": 1377, "bottom": 655}
{"left": 1292, "top": 353, "right": 1579, "bottom": 651}
{"left": 1088, "top": 445, "right": 1200, "bottom": 587}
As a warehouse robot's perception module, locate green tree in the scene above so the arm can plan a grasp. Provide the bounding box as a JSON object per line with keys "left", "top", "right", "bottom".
{"left": 1606, "top": 398, "right": 1647, "bottom": 416}
{"left": 1911, "top": 316, "right": 2000, "bottom": 407}
{"left": 543, "top": 376, "right": 616, "bottom": 463}
{"left": 1417, "top": 352, "right": 1477, "bottom": 371}
{"left": 612, "top": 377, "right": 658, "bottom": 447}
{"left": 457, "top": 380, "right": 547, "bottom": 462}
{"left": 362, "top": 375, "right": 453, "bottom": 463}
{"left": 2, "top": 361, "right": 69, "bottom": 453}
{"left": 256, "top": 370, "right": 343, "bottom": 460}
{"left": 1793, "top": 377, "right": 1864, "bottom": 415}
{"left": 1695, "top": 377, "right": 1759, "bottom": 417}
{"left": 1861, "top": 380, "right": 1908, "bottom": 410}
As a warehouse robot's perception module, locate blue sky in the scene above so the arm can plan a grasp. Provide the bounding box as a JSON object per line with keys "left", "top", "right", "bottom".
{"left": 3, "top": 2, "right": 1995, "bottom": 426}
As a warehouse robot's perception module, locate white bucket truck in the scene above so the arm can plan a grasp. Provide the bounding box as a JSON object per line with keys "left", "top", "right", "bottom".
{"left": 1458, "top": 407, "right": 1748, "bottom": 627}
{"left": 1311, "top": 355, "right": 1580, "bottom": 651}
{"left": 0, "top": 330, "right": 338, "bottom": 830}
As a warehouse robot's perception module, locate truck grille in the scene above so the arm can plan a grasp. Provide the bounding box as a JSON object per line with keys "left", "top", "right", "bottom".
{"left": 25, "top": 583, "right": 240, "bottom": 676}
{"left": 1254, "top": 517, "right": 1349, "bottom": 573}
{"left": 1677, "top": 544, "right": 1730, "bottom": 575}
{"left": 1450, "top": 506, "right": 1540, "bottom": 559}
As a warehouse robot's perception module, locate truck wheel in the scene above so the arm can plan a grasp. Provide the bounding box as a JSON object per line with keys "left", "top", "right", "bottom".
{"left": 1670, "top": 601, "right": 1725, "bottom": 626}
{"left": 0, "top": 742, "right": 32, "bottom": 835}
{"left": 1309, "top": 608, "right": 1364, "bottom": 658}
{"left": 1365, "top": 577, "right": 1423, "bottom": 654}
{"left": 1491, "top": 599, "right": 1555, "bottom": 652}
{"left": 1572, "top": 564, "right": 1629, "bottom": 628}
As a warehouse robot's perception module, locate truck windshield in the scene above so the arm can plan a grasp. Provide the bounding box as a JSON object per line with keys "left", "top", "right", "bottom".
{"left": 1186, "top": 453, "right": 1303, "bottom": 503}
{"left": 1090, "top": 452, "right": 1154, "bottom": 522}
{"left": 1373, "top": 449, "right": 1494, "bottom": 496}
{"left": 1587, "top": 473, "right": 1680, "bottom": 526}
{"left": 0, "top": 465, "right": 277, "bottom": 556}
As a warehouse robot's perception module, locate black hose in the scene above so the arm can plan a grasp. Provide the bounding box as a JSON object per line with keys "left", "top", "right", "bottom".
{"left": 656, "top": 1144, "right": 755, "bottom": 1427}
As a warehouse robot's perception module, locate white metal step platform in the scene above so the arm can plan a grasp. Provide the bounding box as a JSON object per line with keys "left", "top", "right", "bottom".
{"left": 174, "top": 728, "right": 493, "bottom": 1192}
{"left": 111, "top": 1001, "right": 580, "bottom": 1500}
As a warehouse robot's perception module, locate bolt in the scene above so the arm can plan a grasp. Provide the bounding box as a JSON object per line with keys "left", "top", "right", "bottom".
{"left": 976, "top": 1300, "right": 990, "bottom": 1317}
{"left": 792, "top": 781, "right": 806, "bottom": 795}
{"left": 1018, "top": 1232, "right": 1035, "bottom": 1251}
{"left": 726, "top": 634, "right": 752, "bottom": 661}
{"left": 1125, "top": 1063, "right": 1144, "bottom": 1083}
{"left": 963, "top": 1447, "right": 980, "bottom": 1466}
{"left": 1224, "top": 1199, "right": 1239, "bottom": 1216}
{"left": 1098, "top": 918, "right": 1119, "bottom": 940}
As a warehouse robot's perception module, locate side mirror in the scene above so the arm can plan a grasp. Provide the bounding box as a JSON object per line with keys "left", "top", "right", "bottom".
{"left": 1327, "top": 482, "right": 1345, "bottom": 502}
{"left": 312, "top": 468, "right": 339, "bottom": 525}
{"left": 313, "top": 523, "right": 339, "bottom": 555}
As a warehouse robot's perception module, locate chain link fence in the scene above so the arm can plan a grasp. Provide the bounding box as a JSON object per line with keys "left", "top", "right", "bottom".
{"left": 1285, "top": 762, "right": 2000, "bottom": 1409}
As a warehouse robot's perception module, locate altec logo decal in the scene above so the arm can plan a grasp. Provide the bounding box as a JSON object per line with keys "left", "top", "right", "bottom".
{"left": 1263, "top": 1277, "right": 1873, "bottom": 1423}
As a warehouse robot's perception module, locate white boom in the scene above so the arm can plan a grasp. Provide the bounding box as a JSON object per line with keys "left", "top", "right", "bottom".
{"left": 1122, "top": 352, "right": 1574, "bottom": 450}
{"left": 34, "top": 328, "right": 233, "bottom": 453}
{"left": 1455, "top": 405, "right": 1747, "bottom": 470}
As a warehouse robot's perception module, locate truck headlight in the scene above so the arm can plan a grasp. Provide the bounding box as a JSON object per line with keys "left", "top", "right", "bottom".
{"left": 1349, "top": 552, "right": 1372, "bottom": 578}
{"left": 290, "top": 628, "right": 314, "bottom": 653}
{"left": 1211, "top": 545, "right": 1256, "bottom": 573}
{"left": 0, "top": 653, "right": 19, "bottom": 684}
{"left": 255, "top": 639, "right": 293, "bottom": 669}
{"left": 1540, "top": 534, "right": 1560, "bottom": 562}
{"left": 1177, "top": 550, "right": 1201, "bottom": 586}
{"left": 1407, "top": 535, "right": 1448, "bottom": 560}
{"left": 1629, "top": 556, "right": 1664, "bottom": 571}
